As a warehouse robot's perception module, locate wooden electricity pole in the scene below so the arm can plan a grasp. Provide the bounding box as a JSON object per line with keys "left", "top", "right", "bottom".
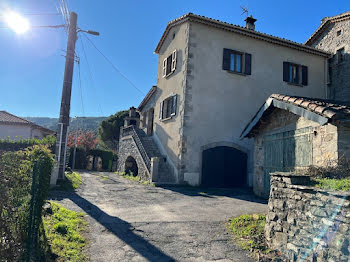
{"left": 51, "top": 12, "right": 78, "bottom": 184}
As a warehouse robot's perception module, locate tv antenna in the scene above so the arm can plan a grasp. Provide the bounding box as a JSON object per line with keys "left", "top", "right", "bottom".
{"left": 240, "top": 6, "right": 249, "bottom": 17}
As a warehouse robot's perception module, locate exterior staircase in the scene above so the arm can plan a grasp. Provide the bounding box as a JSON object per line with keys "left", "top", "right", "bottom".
{"left": 131, "top": 127, "right": 176, "bottom": 183}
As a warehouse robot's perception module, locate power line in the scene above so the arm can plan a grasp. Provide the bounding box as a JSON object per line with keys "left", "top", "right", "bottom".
{"left": 83, "top": 34, "right": 145, "bottom": 96}
{"left": 77, "top": 57, "right": 86, "bottom": 117}
{"left": 79, "top": 38, "right": 104, "bottom": 116}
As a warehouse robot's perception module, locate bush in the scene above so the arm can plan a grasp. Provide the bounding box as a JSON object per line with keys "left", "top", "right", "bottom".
{"left": 306, "top": 158, "right": 350, "bottom": 179}
{"left": 0, "top": 145, "right": 54, "bottom": 261}
{"left": 0, "top": 135, "right": 56, "bottom": 154}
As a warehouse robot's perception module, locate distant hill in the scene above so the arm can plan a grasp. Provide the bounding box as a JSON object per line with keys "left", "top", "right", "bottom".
{"left": 24, "top": 116, "right": 107, "bottom": 134}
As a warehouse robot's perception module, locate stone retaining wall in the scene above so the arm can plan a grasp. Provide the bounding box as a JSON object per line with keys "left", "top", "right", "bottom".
{"left": 265, "top": 172, "right": 350, "bottom": 261}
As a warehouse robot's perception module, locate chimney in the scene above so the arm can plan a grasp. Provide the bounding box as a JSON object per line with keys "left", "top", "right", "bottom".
{"left": 245, "top": 15, "right": 257, "bottom": 30}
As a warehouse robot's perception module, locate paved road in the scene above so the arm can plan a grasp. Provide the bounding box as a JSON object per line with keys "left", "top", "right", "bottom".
{"left": 50, "top": 172, "right": 267, "bottom": 262}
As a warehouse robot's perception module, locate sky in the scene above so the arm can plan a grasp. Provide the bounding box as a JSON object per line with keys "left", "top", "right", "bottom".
{"left": 0, "top": 0, "right": 348, "bottom": 118}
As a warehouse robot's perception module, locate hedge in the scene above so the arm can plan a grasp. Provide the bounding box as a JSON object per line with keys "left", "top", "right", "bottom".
{"left": 68, "top": 148, "right": 116, "bottom": 171}
{"left": 0, "top": 136, "right": 56, "bottom": 154}
{"left": 0, "top": 145, "right": 55, "bottom": 261}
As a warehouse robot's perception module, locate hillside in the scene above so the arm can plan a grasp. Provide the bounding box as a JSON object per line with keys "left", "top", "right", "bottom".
{"left": 25, "top": 116, "right": 107, "bottom": 134}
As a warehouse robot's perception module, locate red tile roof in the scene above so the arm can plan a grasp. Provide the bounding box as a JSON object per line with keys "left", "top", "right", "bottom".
{"left": 0, "top": 111, "right": 55, "bottom": 134}
{"left": 155, "top": 13, "right": 330, "bottom": 57}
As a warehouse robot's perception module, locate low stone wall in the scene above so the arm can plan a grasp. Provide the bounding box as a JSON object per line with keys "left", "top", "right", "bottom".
{"left": 117, "top": 136, "right": 150, "bottom": 181}
{"left": 265, "top": 172, "right": 350, "bottom": 261}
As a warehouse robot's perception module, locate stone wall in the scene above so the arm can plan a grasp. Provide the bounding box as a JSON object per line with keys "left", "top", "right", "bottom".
{"left": 265, "top": 172, "right": 350, "bottom": 261}
{"left": 310, "top": 18, "right": 350, "bottom": 101}
{"left": 117, "top": 136, "right": 150, "bottom": 181}
{"left": 253, "top": 108, "right": 339, "bottom": 198}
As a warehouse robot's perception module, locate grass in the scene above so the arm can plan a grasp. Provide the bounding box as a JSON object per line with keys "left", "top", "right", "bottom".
{"left": 227, "top": 214, "right": 269, "bottom": 253}
{"left": 115, "top": 171, "right": 154, "bottom": 186}
{"left": 43, "top": 201, "right": 88, "bottom": 261}
{"left": 313, "top": 177, "right": 350, "bottom": 191}
{"left": 55, "top": 172, "right": 82, "bottom": 191}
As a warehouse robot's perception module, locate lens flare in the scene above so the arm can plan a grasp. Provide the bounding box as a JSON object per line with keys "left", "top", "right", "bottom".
{"left": 4, "top": 11, "right": 30, "bottom": 34}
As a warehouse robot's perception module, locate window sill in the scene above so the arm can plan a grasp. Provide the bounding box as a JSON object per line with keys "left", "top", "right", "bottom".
{"left": 164, "top": 71, "right": 175, "bottom": 78}
{"left": 226, "top": 70, "right": 247, "bottom": 76}
{"left": 287, "top": 82, "right": 304, "bottom": 88}
{"left": 160, "top": 116, "right": 174, "bottom": 122}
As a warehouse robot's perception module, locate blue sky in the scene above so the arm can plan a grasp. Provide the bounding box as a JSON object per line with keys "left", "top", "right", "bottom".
{"left": 0, "top": 0, "right": 348, "bottom": 117}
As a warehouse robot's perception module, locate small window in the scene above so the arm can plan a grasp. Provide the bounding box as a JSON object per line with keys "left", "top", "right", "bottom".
{"left": 223, "top": 48, "right": 251, "bottom": 75}
{"left": 283, "top": 62, "right": 308, "bottom": 86}
{"left": 337, "top": 30, "right": 342, "bottom": 36}
{"left": 162, "top": 50, "right": 177, "bottom": 78}
{"left": 142, "top": 112, "right": 147, "bottom": 128}
{"left": 159, "top": 95, "right": 177, "bottom": 120}
{"left": 337, "top": 48, "right": 345, "bottom": 63}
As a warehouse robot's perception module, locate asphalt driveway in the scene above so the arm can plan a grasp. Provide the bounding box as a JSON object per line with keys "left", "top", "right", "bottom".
{"left": 50, "top": 171, "right": 267, "bottom": 262}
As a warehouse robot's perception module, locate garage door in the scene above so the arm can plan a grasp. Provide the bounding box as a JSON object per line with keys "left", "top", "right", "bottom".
{"left": 264, "top": 126, "right": 313, "bottom": 197}
{"left": 201, "top": 146, "right": 247, "bottom": 187}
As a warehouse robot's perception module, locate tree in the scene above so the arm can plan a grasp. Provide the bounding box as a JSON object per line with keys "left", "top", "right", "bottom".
{"left": 98, "top": 110, "right": 128, "bottom": 150}
{"left": 67, "top": 131, "right": 98, "bottom": 151}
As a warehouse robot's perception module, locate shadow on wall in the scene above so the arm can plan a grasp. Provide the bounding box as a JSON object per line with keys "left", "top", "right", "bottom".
{"left": 154, "top": 123, "right": 179, "bottom": 167}
{"left": 49, "top": 192, "right": 175, "bottom": 261}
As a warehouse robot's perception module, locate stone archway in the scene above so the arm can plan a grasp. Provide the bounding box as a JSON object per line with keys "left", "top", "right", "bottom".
{"left": 124, "top": 156, "right": 138, "bottom": 176}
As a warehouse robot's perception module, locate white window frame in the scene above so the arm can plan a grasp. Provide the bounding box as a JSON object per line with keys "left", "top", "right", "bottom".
{"left": 162, "top": 50, "right": 177, "bottom": 78}
{"left": 159, "top": 94, "right": 177, "bottom": 120}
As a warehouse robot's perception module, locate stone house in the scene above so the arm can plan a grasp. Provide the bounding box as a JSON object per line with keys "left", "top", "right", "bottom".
{"left": 305, "top": 11, "right": 350, "bottom": 102}
{"left": 117, "top": 13, "right": 332, "bottom": 186}
{"left": 241, "top": 94, "right": 350, "bottom": 198}
{"left": 0, "top": 111, "right": 54, "bottom": 140}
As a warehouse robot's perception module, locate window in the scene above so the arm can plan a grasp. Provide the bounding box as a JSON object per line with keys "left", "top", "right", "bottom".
{"left": 223, "top": 48, "right": 251, "bottom": 75}
{"left": 142, "top": 112, "right": 147, "bottom": 128}
{"left": 162, "top": 50, "right": 177, "bottom": 77}
{"left": 337, "top": 30, "right": 342, "bottom": 36}
{"left": 283, "top": 62, "right": 308, "bottom": 86}
{"left": 337, "top": 48, "right": 345, "bottom": 63}
{"left": 159, "top": 94, "right": 177, "bottom": 120}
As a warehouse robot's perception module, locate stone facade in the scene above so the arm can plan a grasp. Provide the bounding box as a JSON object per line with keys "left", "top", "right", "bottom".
{"left": 308, "top": 14, "right": 350, "bottom": 101}
{"left": 253, "top": 109, "right": 339, "bottom": 198}
{"left": 265, "top": 172, "right": 350, "bottom": 261}
{"left": 117, "top": 136, "right": 150, "bottom": 181}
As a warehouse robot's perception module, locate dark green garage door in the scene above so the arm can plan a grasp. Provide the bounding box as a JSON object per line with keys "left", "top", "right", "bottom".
{"left": 264, "top": 126, "right": 313, "bottom": 197}
{"left": 201, "top": 146, "right": 247, "bottom": 187}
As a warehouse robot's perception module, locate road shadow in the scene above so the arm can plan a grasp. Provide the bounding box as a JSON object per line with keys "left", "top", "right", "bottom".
{"left": 49, "top": 191, "right": 175, "bottom": 262}
{"left": 156, "top": 185, "right": 268, "bottom": 204}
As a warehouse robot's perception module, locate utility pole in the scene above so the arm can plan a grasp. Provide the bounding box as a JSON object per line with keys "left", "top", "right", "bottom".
{"left": 51, "top": 12, "right": 78, "bottom": 184}
{"left": 50, "top": 12, "right": 99, "bottom": 186}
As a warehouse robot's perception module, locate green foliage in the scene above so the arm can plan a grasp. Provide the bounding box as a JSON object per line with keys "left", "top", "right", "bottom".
{"left": 0, "top": 145, "right": 54, "bottom": 261}
{"left": 115, "top": 171, "right": 152, "bottom": 185}
{"left": 313, "top": 177, "right": 350, "bottom": 191}
{"left": 98, "top": 110, "right": 128, "bottom": 150}
{"left": 43, "top": 201, "right": 88, "bottom": 261}
{"left": 55, "top": 172, "right": 82, "bottom": 191}
{"left": 228, "top": 214, "right": 267, "bottom": 251}
{"left": 89, "top": 149, "right": 115, "bottom": 170}
{"left": 0, "top": 135, "right": 56, "bottom": 153}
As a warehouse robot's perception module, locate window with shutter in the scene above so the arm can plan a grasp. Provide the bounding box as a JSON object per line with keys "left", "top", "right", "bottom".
{"left": 159, "top": 101, "right": 163, "bottom": 120}
{"left": 222, "top": 48, "right": 251, "bottom": 75}
{"left": 171, "top": 95, "right": 177, "bottom": 116}
{"left": 283, "top": 62, "right": 308, "bottom": 86}
{"left": 159, "top": 95, "right": 178, "bottom": 120}
{"left": 162, "top": 50, "right": 177, "bottom": 78}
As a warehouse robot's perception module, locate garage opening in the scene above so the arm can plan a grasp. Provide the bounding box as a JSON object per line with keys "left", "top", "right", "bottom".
{"left": 201, "top": 146, "right": 247, "bottom": 187}
{"left": 124, "top": 156, "right": 138, "bottom": 176}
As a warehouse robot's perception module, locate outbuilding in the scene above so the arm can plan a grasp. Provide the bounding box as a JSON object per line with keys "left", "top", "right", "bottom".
{"left": 241, "top": 94, "right": 350, "bottom": 198}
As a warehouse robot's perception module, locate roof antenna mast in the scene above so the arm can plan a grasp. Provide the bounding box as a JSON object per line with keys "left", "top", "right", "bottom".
{"left": 240, "top": 6, "right": 249, "bottom": 17}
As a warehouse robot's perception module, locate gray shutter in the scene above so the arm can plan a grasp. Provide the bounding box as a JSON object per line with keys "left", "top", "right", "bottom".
{"left": 222, "top": 48, "right": 231, "bottom": 70}
{"left": 159, "top": 101, "right": 163, "bottom": 120}
{"left": 244, "top": 53, "right": 252, "bottom": 75}
{"left": 283, "top": 62, "right": 290, "bottom": 82}
{"left": 301, "top": 65, "right": 308, "bottom": 86}
{"left": 171, "top": 95, "right": 177, "bottom": 116}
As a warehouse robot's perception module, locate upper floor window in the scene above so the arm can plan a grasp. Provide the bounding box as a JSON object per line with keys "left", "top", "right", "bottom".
{"left": 159, "top": 94, "right": 177, "bottom": 120}
{"left": 162, "top": 50, "right": 177, "bottom": 78}
{"left": 222, "top": 48, "right": 251, "bottom": 75}
{"left": 337, "top": 48, "right": 345, "bottom": 63}
{"left": 283, "top": 62, "right": 308, "bottom": 86}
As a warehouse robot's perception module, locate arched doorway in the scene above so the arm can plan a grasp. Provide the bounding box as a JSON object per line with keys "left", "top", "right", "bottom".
{"left": 201, "top": 146, "right": 247, "bottom": 187}
{"left": 124, "top": 156, "right": 138, "bottom": 176}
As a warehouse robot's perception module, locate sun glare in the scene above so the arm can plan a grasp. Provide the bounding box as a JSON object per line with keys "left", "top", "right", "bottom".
{"left": 4, "top": 11, "right": 30, "bottom": 34}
